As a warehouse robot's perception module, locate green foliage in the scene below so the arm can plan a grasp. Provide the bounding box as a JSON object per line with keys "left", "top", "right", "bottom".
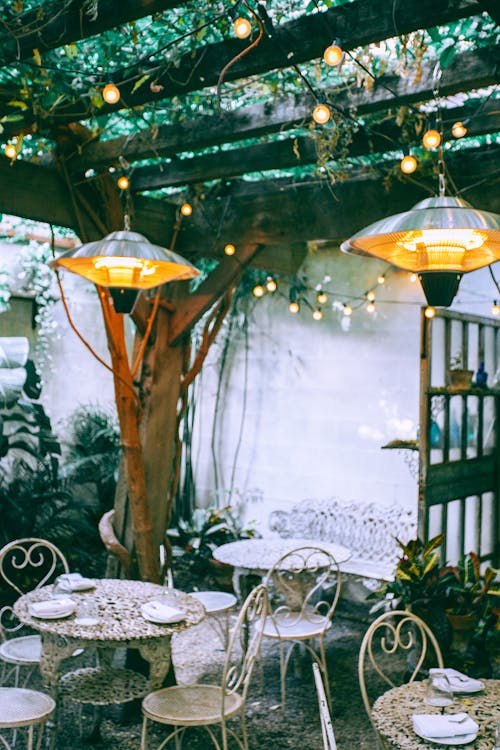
{"left": 437, "top": 552, "right": 500, "bottom": 617}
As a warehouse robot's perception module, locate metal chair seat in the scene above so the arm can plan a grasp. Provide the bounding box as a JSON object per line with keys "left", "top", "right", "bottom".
{"left": 0, "top": 636, "right": 41, "bottom": 665}
{"left": 59, "top": 666, "right": 149, "bottom": 706}
{"left": 188, "top": 591, "right": 236, "bottom": 616}
{"left": 143, "top": 684, "right": 243, "bottom": 726}
{"left": 259, "top": 612, "right": 331, "bottom": 640}
{"left": 0, "top": 687, "right": 55, "bottom": 728}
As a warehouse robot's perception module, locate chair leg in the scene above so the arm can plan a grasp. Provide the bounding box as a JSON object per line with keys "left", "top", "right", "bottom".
{"left": 317, "top": 637, "right": 331, "bottom": 711}
{"left": 141, "top": 716, "right": 149, "bottom": 750}
{"left": 240, "top": 711, "right": 249, "bottom": 750}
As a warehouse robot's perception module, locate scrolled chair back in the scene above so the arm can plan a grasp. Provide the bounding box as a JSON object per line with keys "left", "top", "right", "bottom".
{"left": 264, "top": 546, "right": 341, "bottom": 630}
{"left": 0, "top": 538, "right": 70, "bottom": 597}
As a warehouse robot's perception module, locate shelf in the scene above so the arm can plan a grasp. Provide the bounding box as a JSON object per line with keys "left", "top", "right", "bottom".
{"left": 381, "top": 439, "right": 419, "bottom": 451}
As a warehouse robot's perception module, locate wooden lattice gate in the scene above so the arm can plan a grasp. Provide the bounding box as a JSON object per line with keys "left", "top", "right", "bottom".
{"left": 418, "top": 308, "right": 500, "bottom": 566}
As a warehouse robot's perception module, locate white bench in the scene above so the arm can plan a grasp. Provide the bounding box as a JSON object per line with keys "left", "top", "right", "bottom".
{"left": 268, "top": 498, "right": 417, "bottom": 586}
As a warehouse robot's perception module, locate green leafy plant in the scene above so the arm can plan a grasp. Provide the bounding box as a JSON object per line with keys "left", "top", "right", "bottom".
{"left": 437, "top": 552, "right": 499, "bottom": 617}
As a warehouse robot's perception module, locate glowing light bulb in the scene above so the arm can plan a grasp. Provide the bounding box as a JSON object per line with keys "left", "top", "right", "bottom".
{"left": 289, "top": 301, "right": 300, "bottom": 314}
{"left": 323, "top": 43, "right": 344, "bottom": 67}
{"left": 492, "top": 300, "right": 500, "bottom": 316}
{"left": 366, "top": 291, "right": 376, "bottom": 302}
{"left": 180, "top": 202, "right": 192, "bottom": 216}
{"left": 422, "top": 129, "right": 441, "bottom": 149}
{"left": 400, "top": 154, "right": 417, "bottom": 174}
{"left": 4, "top": 143, "right": 16, "bottom": 159}
{"left": 424, "top": 306, "right": 436, "bottom": 319}
{"left": 253, "top": 284, "right": 265, "bottom": 298}
{"left": 102, "top": 82, "right": 120, "bottom": 105}
{"left": 377, "top": 274, "right": 385, "bottom": 285}
{"left": 312, "top": 102, "right": 331, "bottom": 124}
{"left": 233, "top": 16, "right": 251, "bottom": 38}
{"left": 452, "top": 121, "right": 467, "bottom": 138}
{"left": 409, "top": 273, "right": 418, "bottom": 283}
{"left": 343, "top": 304, "right": 352, "bottom": 317}
{"left": 312, "top": 308, "right": 323, "bottom": 321}
{"left": 266, "top": 277, "right": 277, "bottom": 292}
{"left": 366, "top": 302, "right": 375, "bottom": 314}
{"left": 117, "top": 175, "right": 130, "bottom": 190}
{"left": 224, "top": 243, "right": 236, "bottom": 256}
{"left": 317, "top": 290, "right": 328, "bottom": 305}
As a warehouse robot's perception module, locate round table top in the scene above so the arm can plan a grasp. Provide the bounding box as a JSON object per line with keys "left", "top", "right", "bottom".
{"left": 14, "top": 578, "right": 205, "bottom": 643}
{"left": 213, "top": 537, "right": 351, "bottom": 572}
{"left": 371, "top": 679, "right": 500, "bottom": 750}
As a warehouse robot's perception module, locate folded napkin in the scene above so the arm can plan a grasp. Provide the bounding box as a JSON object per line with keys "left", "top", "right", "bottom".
{"left": 413, "top": 713, "right": 478, "bottom": 738}
{"left": 141, "top": 600, "right": 185, "bottom": 624}
{"left": 30, "top": 598, "right": 75, "bottom": 617}
{"left": 57, "top": 573, "right": 95, "bottom": 591}
{"left": 429, "top": 668, "right": 485, "bottom": 693}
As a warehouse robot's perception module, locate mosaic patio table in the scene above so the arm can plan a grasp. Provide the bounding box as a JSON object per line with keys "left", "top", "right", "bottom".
{"left": 371, "top": 679, "right": 500, "bottom": 749}
{"left": 213, "top": 537, "right": 351, "bottom": 598}
{"left": 13, "top": 578, "right": 205, "bottom": 697}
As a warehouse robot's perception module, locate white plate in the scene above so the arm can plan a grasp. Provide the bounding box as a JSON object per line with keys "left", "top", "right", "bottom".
{"left": 58, "top": 579, "right": 95, "bottom": 592}
{"left": 29, "top": 602, "right": 76, "bottom": 620}
{"left": 141, "top": 602, "right": 185, "bottom": 624}
{"left": 414, "top": 728, "right": 478, "bottom": 746}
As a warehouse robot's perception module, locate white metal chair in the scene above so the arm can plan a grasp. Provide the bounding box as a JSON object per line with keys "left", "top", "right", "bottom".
{"left": 312, "top": 662, "right": 337, "bottom": 750}
{"left": 0, "top": 538, "right": 70, "bottom": 687}
{"left": 0, "top": 686, "right": 55, "bottom": 749}
{"left": 358, "top": 609, "right": 444, "bottom": 746}
{"left": 188, "top": 591, "right": 237, "bottom": 649}
{"left": 261, "top": 546, "right": 341, "bottom": 713}
{"left": 140, "top": 583, "right": 267, "bottom": 750}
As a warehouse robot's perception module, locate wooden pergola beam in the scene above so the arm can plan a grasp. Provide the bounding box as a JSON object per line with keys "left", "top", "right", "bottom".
{"left": 72, "top": 45, "right": 500, "bottom": 173}
{"left": 129, "top": 100, "right": 500, "bottom": 191}
{"left": 0, "top": 0, "right": 188, "bottom": 66}
{"left": 1, "top": 0, "right": 480, "bottom": 134}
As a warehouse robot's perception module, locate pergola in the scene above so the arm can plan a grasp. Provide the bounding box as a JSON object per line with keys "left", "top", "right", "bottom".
{"left": 0, "top": 0, "right": 499, "bottom": 581}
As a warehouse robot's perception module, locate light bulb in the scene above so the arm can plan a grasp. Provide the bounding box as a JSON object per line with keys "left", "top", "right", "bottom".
{"left": 400, "top": 154, "right": 417, "bottom": 174}
{"left": 366, "top": 302, "right": 375, "bottom": 314}
{"left": 343, "top": 304, "right": 352, "bottom": 317}
{"left": 4, "top": 143, "right": 16, "bottom": 159}
{"left": 377, "top": 274, "right": 385, "bottom": 285}
{"left": 317, "top": 291, "right": 328, "bottom": 305}
{"left": 266, "top": 277, "right": 277, "bottom": 292}
{"left": 312, "top": 308, "right": 323, "bottom": 321}
{"left": 422, "top": 129, "right": 441, "bottom": 149}
{"left": 180, "top": 202, "right": 192, "bottom": 216}
{"left": 289, "top": 301, "right": 300, "bottom": 314}
{"left": 117, "top": 175, "right": 130, "bottom": 190}
{"left": 224, "top": 243, "right": 236, "bottom": 256}
{"left": 452, "top": 121, "right": 467, "bottom": 138}
{"left": 102, "top": 82, "right": 120, "bottom": 104}
{"left": 323, "top": 43, "right": 343, "bottom": 67}
{"left": 233, "top": 16, "right": 251, "bottom": 38}
{"left": 312, "top": 102, "right": 331, "bottom": 124}
{"left": 424, "top": 306, "right": 436, "bottom": 319}
{"left": 492, "top": 301, "right": 500, "bottom": 316}
{"left": 409, "top": 273, "right": 418, "bottom": 283}
{"left": 253, "top": 284, "right": 265, "bottom": 298}
{"left": 366, "top": 291, "right": 376, "bottom": 302}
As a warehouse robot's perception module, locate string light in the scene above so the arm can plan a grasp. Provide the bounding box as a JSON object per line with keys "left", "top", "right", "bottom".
{"left": 102, "top": 82, "right": 120, "bottom": 105}
{"left": 4, "top": 143, "right": 17, "bottom": 159}
{"left": 266, "top": 277, "right": 277, "bottom": 292}
{"left": 492, "top": 300, "right": 500, "bottom": 316}
{"left": 366, "top": 290, "right": 376, "bottom": 301}
{"left": 117, "top": 175, "right": 130, "bottom": 190}
{"left": 253, "top": 284, "right": 265, "bottom": 297}
{"left": 224, "top": 243, "right": 236, "bottom": 256}
{"left": 312, "top": 308, "right": 323, "bottom": 320}
{"left": 452, "top": 121, "right": 467, "bottom": 138}
{"left": 312, "top": 101, "right": 331, "bottom": 124}
{"left": 400, "top": 154, "right": 417, "bottom": 175}
{"left": 317, "top": 290, "right": 328, "bottom": 305}
{"left": 377, "top": 274, "right": 385, "bottom": 285}
{"left": 424, "top": 306, "right": 436, "bottom": 318}
{"left": 180, "top": 202, "right": 193, "bottom": 216}
{"left": 366, "top": 301, "right": 376, "bottom": 314}
{"left": 289, "top": 301, "right": 300, "bottom": 314}
{"left": 230, "top": 11, "right": 252, "bottom": 39}
{"left": 422, "top": 128, "right": 441, "bottom": 149}
{"left": 323, "top": 42, "right": 344, "bottom": 67}
{"left": 409, "top": 273, "right": 418, "bottom": 283}
{"left": 343, "top": 304, "right": 352, "bottom": 316}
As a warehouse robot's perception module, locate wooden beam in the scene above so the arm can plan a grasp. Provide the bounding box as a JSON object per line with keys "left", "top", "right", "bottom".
{"left": 168, "top": 244, "right": 264, "bottom": 346}
{"left": 0, "top": 0, "right": 188, "bottom": 66}
{"left": 3, "top": 0, "right": 480, "bottom": 134}
{"left": 72, "top": 45, "right": 500, "bottom": 172}
{"left": 129, "top": 100, "right": 500, "bottom": 191}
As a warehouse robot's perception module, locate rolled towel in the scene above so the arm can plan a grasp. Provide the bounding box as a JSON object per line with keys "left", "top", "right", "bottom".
{"left": 429, "top": 668, "right": 484, "bottom": 693}
{"left": 141, "top": 600, "right": 185, "bottom": 624}
{"left": 413, "top": 713, "right": 478, "bottom": 738}
{"left": 30, "top": 598, "right": 75, "bottom": 618}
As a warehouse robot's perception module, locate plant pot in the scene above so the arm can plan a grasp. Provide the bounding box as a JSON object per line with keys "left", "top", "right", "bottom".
{"left": 208, "top": 558, "right": 235, "bottom": 593}
{"left": 446, "top": 611, "right": 478, "bottom": 654}
{"left": 447, "top": 369, "right": 474, "bottom": 389}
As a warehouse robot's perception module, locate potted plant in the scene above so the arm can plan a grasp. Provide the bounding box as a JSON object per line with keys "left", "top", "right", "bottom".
{"left": 447, "top": 351, "right": 474, "bottom": 389}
